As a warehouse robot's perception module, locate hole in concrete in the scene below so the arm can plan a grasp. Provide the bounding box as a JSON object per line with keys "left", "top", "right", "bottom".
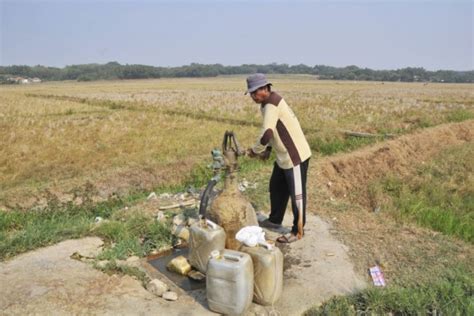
{"left": 147, "top": 248, "right": 206, "bottom": 292}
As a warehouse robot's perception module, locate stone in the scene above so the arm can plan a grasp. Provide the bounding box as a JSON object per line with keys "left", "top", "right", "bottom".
{"left": 159, "top": 193, "right": 171, "bottom": 199}
{"left": 147, "top": 192, "right": 157, "bottom": 200}
{"left": 147, "top": 279, "right": 168, "bottom": 297}
{"left": 173, "top": 239, "right": 183, "bottom": 248}
{"left": 156, "top": 211, "right": 166, "bottom": 222}
{"left": 239, "top": 179, "right": 249, "bottom": 192}
{"left": 126, "top": 256, "right": 140, "bottom": 263}
{"left": 173, "top": 226, "right": 190, "bottom": 242}
{"left": 167, "top": 255, "right": 191, "bottom": 275}
{"left": 238, "top": 179, "right": 257, "bottom": 192}
{"left": 96, "top": 260, "right": 109, "bottom": 269}
{"left": 157, "top": 245, "right": 173, "bottom": 254}
{"left": 172, "top": 214, "right": 186, "bottom": 226}
{"left": 186, "top": 217, "right": 198, "bottom": 227}
{"left": 70, "top": 251, "right": 95, "bottom": 262}
{"left": 186, "top": 185, "right": 198, "bottom": 194}
{"left": 187, "top": 270, "right": 206, "bottom": 282}
{"left": 162, "top": 291, "right": 178, "bottom": 301}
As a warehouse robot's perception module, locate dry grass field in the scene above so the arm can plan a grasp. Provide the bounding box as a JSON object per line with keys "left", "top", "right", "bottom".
{"left": 1, "top": 76, "right": 473, "bottom": 314}
{"left": 1, "top": 76, "right": 472, "bottom": 209}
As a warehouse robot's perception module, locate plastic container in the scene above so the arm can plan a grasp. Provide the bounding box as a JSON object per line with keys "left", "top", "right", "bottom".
{"left": 188, "top": 219, "right": 226, "bottom": 274}
{"left": 206, "top": 249, "right": 254, "bottom": 315}
{"left": 240, "top": 243, "right": 283, "bottom": 305}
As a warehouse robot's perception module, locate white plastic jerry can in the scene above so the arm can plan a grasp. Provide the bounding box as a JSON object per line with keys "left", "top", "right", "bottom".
{"left": 188, "top": 219, "right": 226, "bottom": 273}
{"left": 206, "top": 249, "right": 254, "bottom": 315}
{"left": 240, "top": 243, "right": 283, "bottom": 306}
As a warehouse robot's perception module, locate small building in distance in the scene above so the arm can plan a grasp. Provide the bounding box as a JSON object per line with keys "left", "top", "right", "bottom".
{"left": 5, "top": 77, "right": 42, "bottom": 84}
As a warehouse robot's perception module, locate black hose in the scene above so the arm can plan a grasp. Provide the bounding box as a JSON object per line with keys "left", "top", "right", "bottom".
{"left": 199, "top": 179, "right": 217, "bottom": 217}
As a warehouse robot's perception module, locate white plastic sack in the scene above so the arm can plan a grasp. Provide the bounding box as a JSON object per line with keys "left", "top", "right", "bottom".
{"left": 236, "top": 226, "right": 267, "bottom": 247}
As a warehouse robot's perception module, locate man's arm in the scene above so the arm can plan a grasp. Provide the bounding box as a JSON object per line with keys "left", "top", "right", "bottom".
{"left": 250, "top": 104, "right": 278, "bottom": 155}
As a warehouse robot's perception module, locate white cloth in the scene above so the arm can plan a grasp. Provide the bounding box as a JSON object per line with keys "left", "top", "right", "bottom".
{"left": 236, "top": 226, "right": 267, "bottom": 248}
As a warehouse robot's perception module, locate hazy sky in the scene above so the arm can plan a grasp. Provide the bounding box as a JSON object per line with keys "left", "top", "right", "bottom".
{"left": 1, "top": 0, "right": 472, "bottom": 70}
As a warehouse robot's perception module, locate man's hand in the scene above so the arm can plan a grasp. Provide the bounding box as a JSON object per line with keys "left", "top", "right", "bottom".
{"left": 259, "top": 148, "right": 271, "bottom": 161}
{"left": 246, "top": 148, "right": 257, "bottom": 158}
{"left": 246, "top": 147, "right": 271, "bottom": 160}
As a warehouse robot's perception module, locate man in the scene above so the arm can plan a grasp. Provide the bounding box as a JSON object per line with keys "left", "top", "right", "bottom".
{"left": 245, "top": 73, "right": 311, "bottom": 243}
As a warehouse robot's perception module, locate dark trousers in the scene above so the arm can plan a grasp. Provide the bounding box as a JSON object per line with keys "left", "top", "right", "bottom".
{"left": 268, "top": 159, "right": 309, "bottom": 235}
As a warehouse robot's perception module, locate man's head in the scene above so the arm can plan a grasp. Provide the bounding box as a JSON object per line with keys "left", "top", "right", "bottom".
{"left": 245, "top": 73, "right": 272, "bottom": 103}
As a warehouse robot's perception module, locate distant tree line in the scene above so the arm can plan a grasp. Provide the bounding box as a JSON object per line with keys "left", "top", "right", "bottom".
{"left": 1, "top": 62, "right": 472, "bottom": 83}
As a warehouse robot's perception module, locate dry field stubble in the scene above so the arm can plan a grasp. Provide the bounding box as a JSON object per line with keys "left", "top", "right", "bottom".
{"left": 1, "top": 76, "right": 473, "bottom": 209}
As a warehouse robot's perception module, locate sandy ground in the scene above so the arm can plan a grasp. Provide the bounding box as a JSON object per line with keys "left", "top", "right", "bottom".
{"left": 0, "top": 238, "right": 212, "bottom": 316}
{"left": 260, "top": 213, "right": 366, "bottom": 315}
{"left": 0, "top": 212, "right": 365, "bottom": 316}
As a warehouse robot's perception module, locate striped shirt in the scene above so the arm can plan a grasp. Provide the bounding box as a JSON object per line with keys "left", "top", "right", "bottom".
{"left": 252, "top": 92, "right": 312, "bottom": 169}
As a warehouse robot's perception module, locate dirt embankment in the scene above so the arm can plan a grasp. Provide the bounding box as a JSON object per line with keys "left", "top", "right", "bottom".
{"left": 316, "top": 120, "right": 473, "bottom": 208}
{"left": 308, "top": 120, "right": 474, "bottom": 282}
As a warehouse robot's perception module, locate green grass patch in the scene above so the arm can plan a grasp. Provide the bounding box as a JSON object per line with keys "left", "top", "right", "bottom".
{"left": 0, "top": 195, "right": 128, "bottom": 260}
{"left": 96, "top": 238, "right": 145, "bottom": 261}
{"left": 0, "top": 208, "right": 93, "bottom": 259}
{"left": 95, "top": 260, "right": 149, "bottom": 287}
{"left": 239, "top": 155, "right": 274, "bottom": 173}
{"left": 95, "top": 213, "right": 174, "bottom": 261}
{"left": 184, "top": 163, "right": 214, "bottom": 189}
{"left": 0, "top": 204, "right": 175, "bottom": 261}
{"left": 309, "top": 135, "right": 377, "bottom": 156}
{"left": 305, "top": 266, "right": 474, "bottom": 315}
{"left": 381, "top": 143, "right": 474, "bottom": 243}
{"left": 0, "top": 184, "right": 173, "bottom": 260}
{"left": 445, "top": 108, "right": 474, "bottom": 123}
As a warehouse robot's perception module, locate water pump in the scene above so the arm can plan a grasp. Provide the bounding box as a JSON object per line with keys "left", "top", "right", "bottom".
{"left": 199, "top": 131, "right": 258, "bottom": 250}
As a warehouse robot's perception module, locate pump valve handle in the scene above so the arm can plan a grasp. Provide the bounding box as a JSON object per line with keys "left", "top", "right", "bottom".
{"left": 222, "top": 130, "right": 244, "bottom": 156}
